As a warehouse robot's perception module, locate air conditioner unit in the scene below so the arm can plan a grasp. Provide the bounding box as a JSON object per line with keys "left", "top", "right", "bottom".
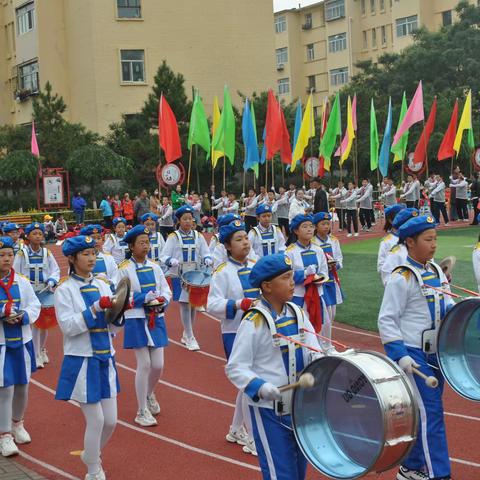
{"left": 277, "top": 64, "right": 285, "bottom": 71}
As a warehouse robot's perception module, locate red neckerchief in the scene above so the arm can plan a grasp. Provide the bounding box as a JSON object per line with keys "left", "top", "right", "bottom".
{"left": 0, "top": 269, "right": 15, "bottom": 317}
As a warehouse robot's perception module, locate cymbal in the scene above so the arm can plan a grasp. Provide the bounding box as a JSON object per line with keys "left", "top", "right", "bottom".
{"left": 105, "top": 277, "right": 131, "bottom": 324}
{"left": 439, "top": 256, "right": 456, "bottom": 276}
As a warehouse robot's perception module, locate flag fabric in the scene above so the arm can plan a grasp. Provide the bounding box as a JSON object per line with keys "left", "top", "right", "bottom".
{"left": 453, "top": 90, "right": 475, "bottom": 155}
{"left": 265, "top": 90, "right": 282, "bottom": 159}
{"left": 211, "top": 96, "right": 223, "bottom": 168}
{"left": 242, "top": 99, "right": 260, "bottom": 173}
{"left": 260, "top": 127, "right": 266, "bottom": 165}
{"left": 413, "top": 97, "right": 437, "bottom": 165}
{"left": 31, "top": 121, "right": 40, "bottom": 157}
{"left": 291, "top": 94, "right": 314, "bottom": 171}
{"left": 335, "top": 95, "right": 355, "bottom": 165}
{"left": 279, "top": 107, "right": 292, "bottom": 165}
{"left": 292, "top": 99, "right": 302, "bottom": 151}
{"left": 438, "top": 99, "right": 459, "bottom": 161}
{"left": 391, "top": 92, "right": 409, "bottom": 163}
{"left": 379, "top": 97, "right": 392, "bottom": 177}
{"left": 392, "top": 81, "right": 424, "bottom": 147}
{"left": 250, "top": 101, "right": 259, "bottom": 177}
{"left": 187, "top": 92, "right": 210, "bottom": 157}
{"left": 370, "top": 99, "right": 379, "bottom": 171}
{"left": 212, "top": 86, "right": 236, "bottom": 166}
{"left": 319, "top": 93, "right": 341, "bottom": 172}
{"left": 318, "top": 97, "right": 330, "bottom": 177}
{"left": 159, "top": 95, "right": 182, "bottom": 163}
{"left": 351, "top": 94, "right": 357, "bottom": 132}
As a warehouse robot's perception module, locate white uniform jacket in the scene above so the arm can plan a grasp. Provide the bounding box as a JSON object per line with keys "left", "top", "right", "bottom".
{"left": 103, "top": 234, "right": 129, "bottom": 265}
{"left": 248, "top": 225, "right": 286, "bottom": 258}
{"left": 377, "top": 233, "right": 399, "bottom": 273}
{"left": 13, "top": 246, "right": 60, "bottom": 291}
{"left": 212, "top": 243, "right": 258, "bottom": 270}
{"left": 380, "top": 243, "right": 408, "bottom": 286}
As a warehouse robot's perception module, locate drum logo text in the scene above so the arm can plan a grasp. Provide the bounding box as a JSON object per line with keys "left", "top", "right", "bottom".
{"left": 342, "top": 374, "right": 368, "bottom": 403}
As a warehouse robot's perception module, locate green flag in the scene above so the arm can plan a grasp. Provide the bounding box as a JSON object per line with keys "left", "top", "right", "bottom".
{"left": 212, "top": 86, "right": 236, "bottom": 165}
{"left": 391, "top": 92, "right": 408, "bottom": 163}
{"left": 370, "top": 99, "right": 379, "bottom": 171}
{"left": 319, "top": 93, "right": 341, "bottom": 171}
{"left": 250, "top": 100, "right": 259, "bottom": 177}
{"left": 188, "top": 92, "right": 211, "bottom": 157}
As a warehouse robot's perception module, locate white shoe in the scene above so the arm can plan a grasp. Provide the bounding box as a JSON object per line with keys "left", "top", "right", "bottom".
{"left": 147, "top": 393, "right": 161, "bottom": 416}
{"left": 225, "top": 426, "right": 248, "bottom": 446}
{"left": 354, "top": 233, "right": 359, "bottom": 237}
{"left": 0, "top": 433, "right": 19, "bottom": 457}
{"left": 40, "top": 348, "right": 49, "bottom": 364}
{"left": 346, "top": 233, "right": 352, "bottom": 238}
{"left": 180, "top": 332, "right": 187, "bottom": 345}
{"left": 135, "top": 408, "right": 157, "bottom": 427}
{"left": 196, "top": 306, "right": 206, "bottom": 312}
{"left": 396, "top": 466, "right": 429, "bottom": 480}
{"left": 242, "top": 438, "right": 257, "bottom": 456}
{"left": 36, "top": 356, "right": 44, "bottom": 369}
{"left": 84, "top": 468, "right": 106, "bottom": 480}
{"left": 185, "top": 336, "right": 200, "bottom": 351}
{"left": 11, "top": 420, "right": 31, "bottom": 444}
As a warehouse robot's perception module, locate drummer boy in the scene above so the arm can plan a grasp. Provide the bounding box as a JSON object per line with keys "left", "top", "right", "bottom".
{"left": 226, "top": 253, "right": 323, "bottom": 480}
{"left": 378, "top": 215, "right": 454, "bottom": 480}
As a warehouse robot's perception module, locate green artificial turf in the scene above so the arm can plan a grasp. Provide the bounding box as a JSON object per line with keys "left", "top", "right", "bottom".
{"left": 335, "top": 227, "right": 479, "bottom": 332}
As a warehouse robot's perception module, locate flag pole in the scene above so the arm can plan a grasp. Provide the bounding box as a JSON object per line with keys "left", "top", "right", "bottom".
{"left": 186, "top": 148, "right": 193, "bottom": 193}
{"left": 422, "top": 117, "right": 429, "bottom": 179}
{"left": 158, "top": 93, "right": 163, "bottom": 197}
{"left": 353, "top": 136, "right": 358, "bottom": 185}
{"left": 265, "top": 158, "right": 268, "bottom": 190}
{"left": 271, "top": 155, "right": 274, "bottom": 189}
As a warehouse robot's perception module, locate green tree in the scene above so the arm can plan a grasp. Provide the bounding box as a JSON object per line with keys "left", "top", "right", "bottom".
{"left": 0, "top": 125, "right": 30, "bottom": 152}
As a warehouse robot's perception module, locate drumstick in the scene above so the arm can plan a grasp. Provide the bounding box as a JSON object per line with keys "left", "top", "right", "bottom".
{"left": 275, "top": 332, "right": 322, "bottom": 353}
{"left": 302, "top": 327, "right": 348, "bottom": 350}
{"left": 279, "top": 373, "right": 315, "bottom": 393}
{"left": 428, "top": 285, "right": 461, "bottom": 299}
{"left": 450, "top": 284, "right": 480, "bottom": 297}
{"left": 412, "top": 367, "right": 439, "bottom": 388}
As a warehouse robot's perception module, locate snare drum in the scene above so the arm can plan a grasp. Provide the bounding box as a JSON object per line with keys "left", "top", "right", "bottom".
{"left": 292, "top": 350, "right": 418, "bottom": 479}
{"left": 180, "top": 270, "right": 211, "bottom": 307}
{"left": 437, "top": 297, "right": 480, "bottom": 401}
{"left": 35, "top": 290, "right": 58, "bottom": 330}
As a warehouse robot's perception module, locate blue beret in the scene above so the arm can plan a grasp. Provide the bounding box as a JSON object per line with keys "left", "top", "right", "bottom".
{"left": 25, "top": 222, "right": 45, "bottom": 235}
{"left": 392, "top": 208, "right": 419, "bottom": 229}
{"left": 2, "top": 223, "right": 20, "bottom": 233}
{"left": 113, "top": 217, "right": 127, "bottom": 227}
{"left": 250, "top": 253, "right": 293, "bottom": 288}
{"left": 141, "top": 212, "right": 159, "bottom": 223}
{"left": 62, "top": 235, "right": 96, "bottom": 256}
{"left": 124, "top": 224, "right": 150, "bottom": 244}
{"left": 256, "top": 204, "right": 272, "bottom": 216}
{"left": 290, "top": 214, "right": 314, "bottom": 232}
{"left": 0, "top": 236, "right": 15, "bottom": 250}
{"left": 398, "top": 215, "right": 438, "bottom": 241}
{"left": 219, "top": 220, "right": 246, "bottom": 244}
{"left": 384, "top": 204, "right": 406, "bottom": 217}
{"left": 313, "top": 212, "right": 332, "bottom": 224}
{"left": 217, "top": 213, "right": 241, "bottom": 228}
{"left": 80, "top": 224, "right": 103, "bottom": 236}
{"left": 175, "top": 205, "right": 194, "bottom": 220}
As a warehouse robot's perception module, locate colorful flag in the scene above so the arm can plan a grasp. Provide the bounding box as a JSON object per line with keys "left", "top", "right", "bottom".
{"left": 437, "top": 99, "right": 458, "bottom": 161}
{"left": 319, "top": 93, "right": 341, "bottom": 172}
{"left": 291, "top": 93, "right": 314, "bottom": 172}
{"left": 335, "top": 95, "right": 355, "bottom": 165}
{"left": 211, "top": 96, "right": 223, "bottom": 168}
{"left": 413, "top": 97, "right": 437, "bottom": 164}
{"left": 212, "top": 85, "right": 236, "bottom": 166}
{"left": 392, "top": 81, "right": 424, "bottom": 147}
{"left": 260, "top": 127, "right": 266, "bottom": 165}
{"left": 159, "top": 95, "right": 182, "bottom": 163}
{"left": 292, "top": 99, "right": 302, "bottom": 151}
{"left": 453, "top": 90, "right": 475, "bottom": 155}
{"left": 265, "top": 90, "right": 282, "bottom": 159}
{"left": 242, "top": 99, "right": 260, "bottom": 174}
{"left": 318, "top": 97, "right": 329, "bottom": 177}
{"left": 250, "top": 100, "right": 259, "bottom": 177}
{"left": 279, "top": 107, "right": 292, "bottom": 165}
{"left": 31, "top": 121, "right": 40, "bottom": 157}
{"left": 187, "top": 92, "right": 210, "bottom": 157}
{"left": 391, "top": 92, "right": 408, "bottom": 163}
{"left": 352, "top": 94, "right": 357, "bottom": 132}
{"left": 370, "top": 99, "right": 379, "bottom": 171}
{"left": 379, "top": 97, "right": 392, "bottom": 177}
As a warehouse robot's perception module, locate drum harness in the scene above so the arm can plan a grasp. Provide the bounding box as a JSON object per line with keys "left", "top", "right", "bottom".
{"left": 175, "top": 230, "right": 199, "bottom": 276}
{"left": 252, "top": 226, "right": 277, "bottom": 256}
{"left": 22, "top": 246, "right": 49, "bottom": 292}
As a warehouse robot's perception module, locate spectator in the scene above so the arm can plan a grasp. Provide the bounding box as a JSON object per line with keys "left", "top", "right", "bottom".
{"left": 44, "top": 215, "right": 55, "bottom": 242}
{"left": 171, "top": 185, "right": 185, "bottom": 212}
{"left": 150, "top": 189, "right": 160, "bottom": 212}
{"left": 112, "top": 194, "right": 123, "bottom": 219}
{"left": 201, "top": 192, "right": 211, "bottom": 216}
{"left": 72, "top": 191, "right": 87, "bottom": 225}
{"left": 99, "top": 194, "right": 113, "bottom": 229}
{"left": 122, "top": 193, "right": 134, "bottom": 225}
{"left": 158, "top": 196, "right": 174, "bottom": 239}
{"left": 312, "top": 179, "right": 329, "bottom": 214}
{"left": 470, "top": 172, "right": 480, "bottom": 225}
{"left": 187, "top": 193, "right": 202, "bottom": 227}
{"left": 54, "top": 214, "right": 68, "bottom": 240}
{"left": 134, "top": 189, "right": 150, "bottom": 224}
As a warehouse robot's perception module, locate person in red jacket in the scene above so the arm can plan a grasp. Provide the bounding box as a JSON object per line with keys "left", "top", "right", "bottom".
{"left": 112, "top": 194, "right": 123, "bottom": 219}
{"left": 122, "top": 193, "right": 135, "bottom": 225}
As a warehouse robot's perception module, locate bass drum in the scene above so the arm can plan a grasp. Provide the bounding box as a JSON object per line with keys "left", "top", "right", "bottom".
{"left": 437, "top": 297, "right": 480, "bottom": 401}
{"left": 292, "top": 350, "right": 418, "bottom": 479}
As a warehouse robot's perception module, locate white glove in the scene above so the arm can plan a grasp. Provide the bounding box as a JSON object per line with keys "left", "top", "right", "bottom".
{"left": 204, "top": 258, "right": 213, "bottom": 267}
{"left": 145, "top": 291, "right": 159, "bottom": 303}
{"left": 47, "top": 279, "right": 56, "bottom": 292}
{"left": 305, "top": 264, "right": 317, "bottom": 276}
{"left": 169, "top": 258, "right": 179, "bottom": 267}
{"left": 258, "top": 382, "right": 282, "bottom": 401}
{"left": 398, "top": 355, "right": 420, "bottom": 374}
{"left": 240, "top": 193, "right": 246, "bottom": 198}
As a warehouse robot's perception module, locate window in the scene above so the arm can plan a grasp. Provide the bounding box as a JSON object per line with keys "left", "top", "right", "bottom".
{"left": 18, "top": 60, "right": 38, "bottom": 92}
{"left": 16, "top": 2, "right": 34, "bottom": 35}
{"left": 396, "top": 15, "right": 418, "bottom": 37}
{"left": 370, "top": 0, "right": 376, "bottom": 14}
{"left": 325, "top": 0, "right": 345, "bottom": 21}
{"left": 380, "top": 0, "right": 385, "bottom": 11}
{"left": 442, "top": 10, "right": 452, "bottom": 26}
{"left": 330, "top": 67, "right": 348, "bottom": 86}
{"left": 303, "top": 12, "right": 312, "bottom": 29}
{"left": 361, "top": 0, "right": 366, "bottom": 15}
{"left": 308, "top": 75, "right": 316, "bottom": 91}
{"left": 275, "top": 15, "right": 287, "bottom": 33}
{"left": 278, "top": 78, "right": 290, "bottom": 95}
{"left": 381, "top": 25, "right": 387, "bottom": 45}
{"left": 117, "top": 0, "right": 141, "bottom": 18}
{"left": 120, "top": 50, "right": 145, "bottom": 82}
{"left": 362, "top": 30, "right": 368, "bottom": 49}
{"left": 328, "top": 32, "right": 347, "bottom": 52}
{"left": 276, "top": 47, "right": 288, "bottom": 65}
{"left": 372, "top": 28, "right": 377, "bottom": 48}
{"left": 306, "top": 43, "right": 315, "bottom": 61}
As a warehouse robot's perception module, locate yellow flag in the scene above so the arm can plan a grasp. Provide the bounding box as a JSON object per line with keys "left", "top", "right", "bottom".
{"left": 339, "top": 96, "right": 355, "bottom": 165}
{"left": 453, "top": 90, "right": 472, "bottom": 155}
{"left": 211, "top": 96, "right": 224, "bottom": 168}
{"left": 291, "top": 93, "right": 315, "bottom": 172}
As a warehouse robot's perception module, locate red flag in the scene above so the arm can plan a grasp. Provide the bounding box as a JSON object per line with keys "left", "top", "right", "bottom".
{"left": 31, "top": 121, "right": 40, "bottom": 157}
{"left": 437, "top": 100, "right": 459, "bottom": 161}
{"left": 159, "top": 95, "right": 182, "bottom": 163}
{"left": 279, "top": 107, "right": 292, "bottom": 165}
{"left": 265, "top": 90, "right": 282, "bottom": 159}
{"left": 318, "top": 98, "right": 330, "bottom": 177}
{"left": 413, "top": 97, "right": 437, "bottom": 164}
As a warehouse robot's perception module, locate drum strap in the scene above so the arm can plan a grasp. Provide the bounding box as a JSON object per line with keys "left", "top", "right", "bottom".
{"left": 175, "top": 230, "right": 198, "bottom": 263}
{"left": 253, "top": 226, "right": 276, "bottom": 257}
{"left": 22, "top": 247, "right": 48, "bottom": 289}
{"left": 149, "top": 233, "right": 163, "bottom": 262}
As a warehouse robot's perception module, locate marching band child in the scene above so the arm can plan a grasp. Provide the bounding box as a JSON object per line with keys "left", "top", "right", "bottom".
{"left": 248, "top": 205, "right": 286, "bottom": 258}
{"left": 207, "top": 220, "right": 260, "bottom": 456}
{"left": 115, "top": 225, "right": 172, "bottom": 427}
{"left": 2, "top": 223, "right": 23, "bottom": 255}
{"left": 377, "top": 204, "right": 406, "bottom": 274}
{"left": 140, "top": 213, "right": 166, "bottom": 263}
{"left": 378, "top": 215, "right": 454, "bottom": 480}
{"left": 161, "top": 206, "right": 212, "bottom": 351}
{"left": 103, "top": 217, "right": 128, "bottom": 265}
{"left": 54, "top": 236, "right": 123, "bottom": 480}
{"left": 226, "top": 253, "right": 323, "bottom": 480}
{"left": 13, "top": 223, "right": 60, "bottom": 369}
{"left": 0, "top": 237, "right": 40, "bottom": 457}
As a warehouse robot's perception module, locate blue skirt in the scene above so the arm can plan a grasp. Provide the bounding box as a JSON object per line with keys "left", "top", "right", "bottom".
{"left": 222, "top": 333, "right": 236, "bottom": 360}
{"left": 56, "top": 355, "right": 120, "bottom": 404}
{"left": 170, "top": 277, "right": 182, "bottom": 302}
{"left": 0, "top": 341, "right": 36, "bottom": 387}
{"left": 123, "top": 316, "right": 168, "bottom": 349}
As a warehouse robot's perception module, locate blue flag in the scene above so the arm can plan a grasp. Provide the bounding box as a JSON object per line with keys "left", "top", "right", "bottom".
{"left": 242, "top": 99, "right": 260, "bottom": 172}
{"left": 292, "top": 99, "right": 302, "bottom": 151}
{"left": 260, "top": 127, "right": 266, "bottom": 165}
{"left": 379, "top": 97, "right": 392, "bottom": 177}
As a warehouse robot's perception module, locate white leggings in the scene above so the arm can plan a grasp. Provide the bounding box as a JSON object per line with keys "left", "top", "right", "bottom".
{"left": 179, "top": 302, "right": 197, "bottom": 338}
{"left": 133, "top": 347, "right": 164, "bottom": 411}
{"left": 80, "top": 398, "right": 117, "bottom": 475}
{"left": 326, "top": 305, "right": 336, "bottom": 324}
{"left": 32, "top": 328, "right": 48, "bottom": 357}
{"left": 0, "top": 384, "right": 29, "bottom": 433}
{"left": 231, "top": 391, "right": 253, "bottom": 437}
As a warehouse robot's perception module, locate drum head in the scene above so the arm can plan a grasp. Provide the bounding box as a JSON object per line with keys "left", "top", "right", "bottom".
{"left": 105, "top": 277, "right": 131, "bottom": 324}
{"left": 437, "top": 297, "right": 480, "bottom": 401}
{"left": 37, "top": 290, "right": 55, "bottom": 308}
{"left": 181, "top": 270, "right": 211, "bottom": 287}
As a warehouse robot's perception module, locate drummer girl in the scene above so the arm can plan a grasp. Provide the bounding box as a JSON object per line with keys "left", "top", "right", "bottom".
{"left": 0, "top": 236, "right": 41, "bottom": 458}
{"left": 312, "top": 212, "right": 343, "bottom": 327}
{"left": 207, "top": 220, "right": 260, "bottom": 455}
{"left": 160, "top": 205, "right": 212, "bottom": 351}
{"left": 376, "top": 204, "right": 405, "bottom": 274}
{"left": 54, "top": 236, "right": 123, "bottom": 480}
{"left": 2, "top": 224, "right": 24, "bottom": 255}
{"left": 378, "top": 215, "right": 455, "bottom": 480}
{"left": 140, "top": 213, "right": 166, "bottom": 263}
{"left": 13, "top": 222, "right": 60, "bottom": 369}
{"left": 115, "top": 225, "right": 171, "bottom": 427}
{"left": 103, "top": 217, "right": 129, "bottom": 265}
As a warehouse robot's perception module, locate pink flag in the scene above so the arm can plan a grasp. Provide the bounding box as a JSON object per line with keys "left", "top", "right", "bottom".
{"left": 334, "top": 132, "right": 349, "bottom": 157}
{"left": 352, "top": 94, "right": 357, "bottom": 131}
{"left": 392, "top": 81, "right": 424, "bottom": 146}
{"left": 31, "top": 121, "right": 40, "bottom": 157}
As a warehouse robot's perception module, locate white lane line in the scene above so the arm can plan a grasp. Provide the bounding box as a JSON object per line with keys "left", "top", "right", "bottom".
{"left": 445, "top": 411, "right": 480, "bottom": 422}
{"left": 30, "top": 379, "right": 260, "bottom": 472}
{"left": 450, "top": 457, "right": 480, "bottom": 468}
{"left": 333, "top": 324, "right": 381, "bottom": 339}
{"left": 18, "top": 450, "right": 81, "bottom": 480}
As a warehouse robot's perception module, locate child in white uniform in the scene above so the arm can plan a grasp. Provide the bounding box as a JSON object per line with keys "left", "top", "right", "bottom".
{"left": 377, "top": 204, "right": 405, "bottom": 274}
{"left": 248, "top": 204, "right": 286, "bottom": 258}
{"left": 140, "top": 213, "right": 166, "bottom": 264}
{"left": 80, "top": 225, "right": 117, "bottom": 282}
{"left": 103, "top": 217, "right": 128, "bottom": 265}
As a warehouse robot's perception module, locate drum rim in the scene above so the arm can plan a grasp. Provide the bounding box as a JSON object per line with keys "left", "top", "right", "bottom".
{"left": 180, "top": 270, "right": 211, "bottom": 288}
